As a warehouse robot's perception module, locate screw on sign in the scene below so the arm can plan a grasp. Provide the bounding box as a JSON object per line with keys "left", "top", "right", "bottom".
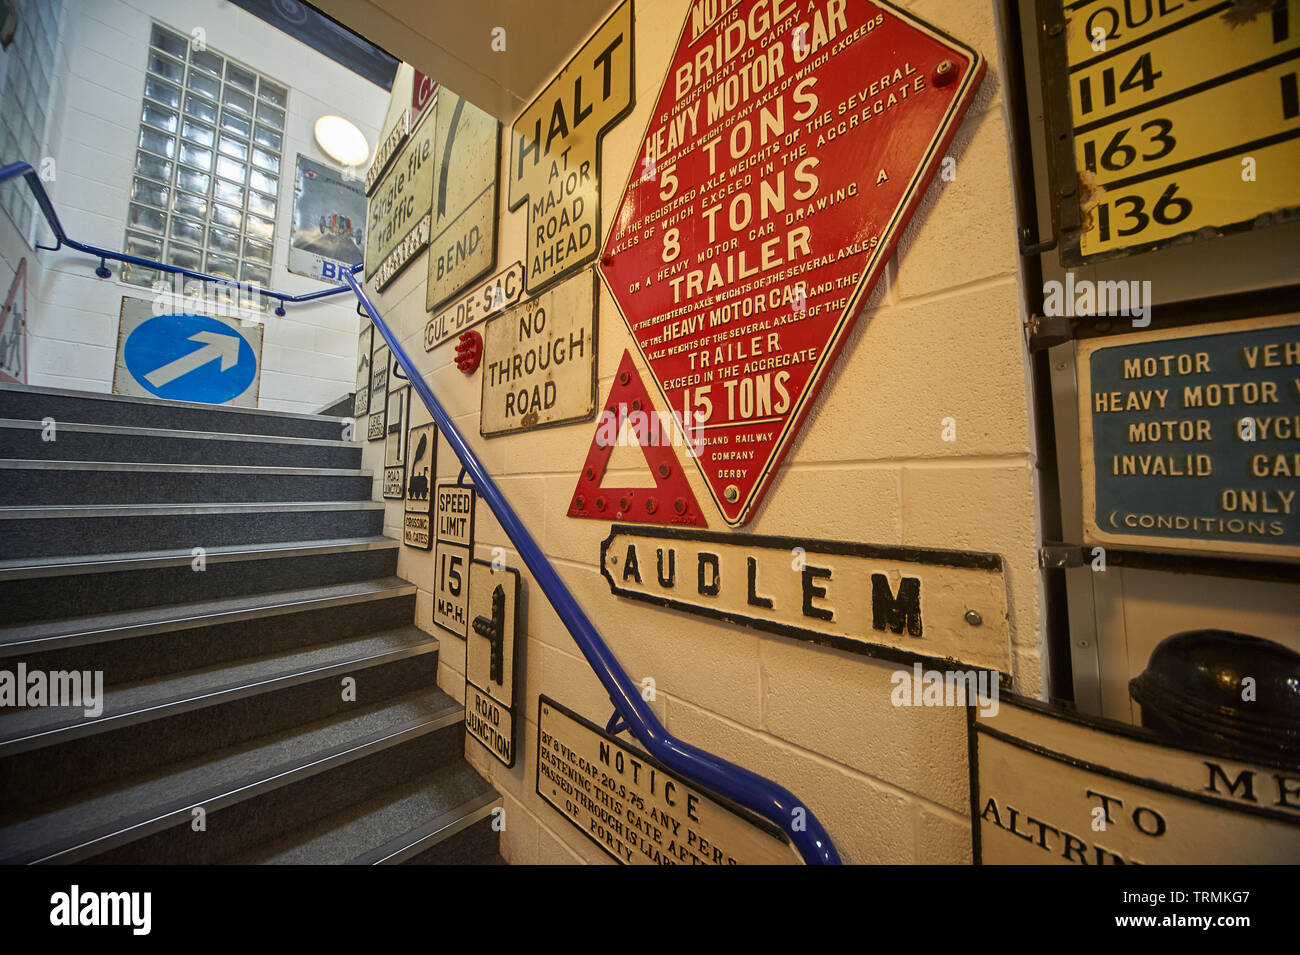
{"left": 599, "top": 0, "right": 985, "bottom": 525}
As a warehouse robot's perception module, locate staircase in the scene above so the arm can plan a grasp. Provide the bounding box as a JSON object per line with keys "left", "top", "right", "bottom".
{"left": 0, "top": 383, "right": 502, "bottom": 864}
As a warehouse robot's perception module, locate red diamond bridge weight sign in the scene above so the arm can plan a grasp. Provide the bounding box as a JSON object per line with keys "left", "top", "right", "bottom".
{"left": 598, "top": 0, "right": 984, "bottom": 525}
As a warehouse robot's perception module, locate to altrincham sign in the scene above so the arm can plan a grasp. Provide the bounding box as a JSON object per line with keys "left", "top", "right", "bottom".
{"left": 600, "top": 0, "right": 984, "bottom": 524}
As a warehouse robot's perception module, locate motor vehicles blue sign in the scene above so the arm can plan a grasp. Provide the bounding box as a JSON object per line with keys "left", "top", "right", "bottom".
{"left": 120, "top": 310, "right": 260, "bottom": 405}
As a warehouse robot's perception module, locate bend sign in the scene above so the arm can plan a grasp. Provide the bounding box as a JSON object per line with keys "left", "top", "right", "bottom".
{"left": 599, "top": 0, "right": 985, "bottom": 524}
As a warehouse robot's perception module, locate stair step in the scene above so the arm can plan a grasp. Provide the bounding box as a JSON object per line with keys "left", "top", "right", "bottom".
{"left": 0, "top": 576, "right": 416, "bottom": 658}
{"left": 0, "top": 537, "right": 399, "bottom": 623}
{"left": 0, "top": 460, "right": 373, "bottom": 505}
{"left": 0, "top": 383, "right": 350, "bottom": 440}
{"left": 0, "top": 419, "right": 362, "bottom": 468}
{"left": 0, "top": 625, "right": 438, "bottom": 753}
{"left": 0, "top": 687, "right": 463, "bottom": 864}
{"left": 0, "top": 633, "right": 440, "bottom": 812}
{"left": 227, "top": 764, "right": 497, "bottom": 864}
{"left": 0, "top": 500, "right": 384, "bottom": 558}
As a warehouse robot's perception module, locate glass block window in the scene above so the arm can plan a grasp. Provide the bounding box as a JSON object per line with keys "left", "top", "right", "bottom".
{"left": 0, "top": 0, "right": 66, "bottom": 240}
{"left": 121, "top": 23, "right": 288, "bottom": 291}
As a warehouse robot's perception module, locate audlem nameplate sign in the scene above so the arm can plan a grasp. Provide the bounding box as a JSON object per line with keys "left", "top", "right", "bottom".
{"left": 508, "top": 0, "right": 633, "bottom": 295}
{"left": 480, "top": 270, "right": 597, "bottom": 437}
{"left": 1079, "top": 314, "right": 1300, "bottom": 561}
{"left": 971, "top": 695, "right": 1300, "bottom": 864}
{"left": 536, "top": 696, "right": 798, "bottom": 864}
{"left": 1056, "top": 0, "right": 1300, "bottom": 262}
{"left": 365, "top": 107, "right": 436, "bottom": 290}
{"left": 599, "top": 0, "right": 984, "bottom": 525}
{"left": 602, "top": 526, "right": 1011, "bottom": 673}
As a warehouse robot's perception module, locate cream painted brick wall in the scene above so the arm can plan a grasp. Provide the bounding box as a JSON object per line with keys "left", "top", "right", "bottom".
{"left": 363, "top": 0, "right": 1042, "bottom": 864}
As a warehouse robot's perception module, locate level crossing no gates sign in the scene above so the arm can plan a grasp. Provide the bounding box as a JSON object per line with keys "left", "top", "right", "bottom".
{"left": 599, "top": 0, "right": 985, "bottom": 524}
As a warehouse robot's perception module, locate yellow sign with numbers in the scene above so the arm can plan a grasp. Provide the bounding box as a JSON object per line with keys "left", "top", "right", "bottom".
{"left": 1063, "top": 0, "right": 1300, "bottom": 258}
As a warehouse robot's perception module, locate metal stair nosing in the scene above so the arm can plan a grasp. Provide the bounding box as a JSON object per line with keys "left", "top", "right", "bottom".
{"left": 0, "top": 630, "right": 440, "bottom": 757}
{"left": 10, "top": 698, "right": 464, "bottom": 865}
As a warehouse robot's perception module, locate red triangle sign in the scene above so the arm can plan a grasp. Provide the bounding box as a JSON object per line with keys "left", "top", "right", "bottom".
{"left": 598, "top": 0, "right": 984, "bottom": 524}
{"left": 567, "top": 350, "right": 708, "bottom": 527}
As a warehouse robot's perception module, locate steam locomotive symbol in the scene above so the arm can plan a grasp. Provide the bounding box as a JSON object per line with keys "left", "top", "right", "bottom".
{"left": 406, "top": 431, "right": 430, "bottom": 501}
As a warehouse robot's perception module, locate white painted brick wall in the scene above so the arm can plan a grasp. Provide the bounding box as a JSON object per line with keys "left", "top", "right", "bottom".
{"left": 362, "top": 0, "right": 1043, "bottom": 864}
{"left": 6, "top": 0, "right": 389, "bottom": 412}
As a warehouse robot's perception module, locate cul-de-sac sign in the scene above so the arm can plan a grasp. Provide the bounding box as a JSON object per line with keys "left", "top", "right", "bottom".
{"left": 1078, "top": 314, "right": 1300, "bottom": 561}
{"left": 508, "top": 0, "right": 633, "bottom": 295}
{"left": 972, "top": 695, "right": 1300, "bottom": 864}
{"left": 425, "top": 261, "right": 524, "bottom": 350}
{"left": 599, "top": 0, "right": 985, "bottom": 524}
{"left": 601, "top": 525, "right": 1011, "bottom": 674}
{"left": 536, "top": 696, "right": 798, "bottom": 864}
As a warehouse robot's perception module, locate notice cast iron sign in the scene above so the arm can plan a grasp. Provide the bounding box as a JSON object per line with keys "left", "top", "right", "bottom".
{"left": 599, "top": 0, "right": 984, "bottom": 525}
{"left": 536, "top": 695, "right": 798, "bottom": 864}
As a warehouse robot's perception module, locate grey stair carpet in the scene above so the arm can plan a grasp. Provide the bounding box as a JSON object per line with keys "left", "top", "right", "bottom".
{"left": 0, "top": 384, "right": 503, "bottom": 865}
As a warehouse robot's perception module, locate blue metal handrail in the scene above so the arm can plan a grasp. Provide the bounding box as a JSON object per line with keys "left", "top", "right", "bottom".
{"left": 0, "top": 161, "right": 357, "bottom": 313}
{"left": 2, "top": 159, "right": 840, "bottom": 864}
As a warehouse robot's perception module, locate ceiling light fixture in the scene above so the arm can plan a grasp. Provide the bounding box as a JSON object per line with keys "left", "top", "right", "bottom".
{"left": 314, "top": 115, "right": 370, "bottom": 167}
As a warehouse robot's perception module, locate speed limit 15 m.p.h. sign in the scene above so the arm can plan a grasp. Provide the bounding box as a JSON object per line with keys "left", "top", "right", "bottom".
{"left": 599, "top": 0, "right": 984, "bottom": 525}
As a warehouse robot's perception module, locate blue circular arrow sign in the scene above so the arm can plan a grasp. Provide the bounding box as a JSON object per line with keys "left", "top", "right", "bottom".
{"left": 124, "top": 313, "right": 258, "bottom": 404}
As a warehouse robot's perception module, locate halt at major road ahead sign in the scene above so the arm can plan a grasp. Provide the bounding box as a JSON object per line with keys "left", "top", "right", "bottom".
{"left": 599, "top": 0, "right": 985, "bottom": 525}
{"left": 507, "top": 0, "right": 634, "bottom": 296}
{"left": 114, "top": 296, "right": 262, "bottom": 407}
{"left": 465, "top": 560, "right": 520, "bottom": 767}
